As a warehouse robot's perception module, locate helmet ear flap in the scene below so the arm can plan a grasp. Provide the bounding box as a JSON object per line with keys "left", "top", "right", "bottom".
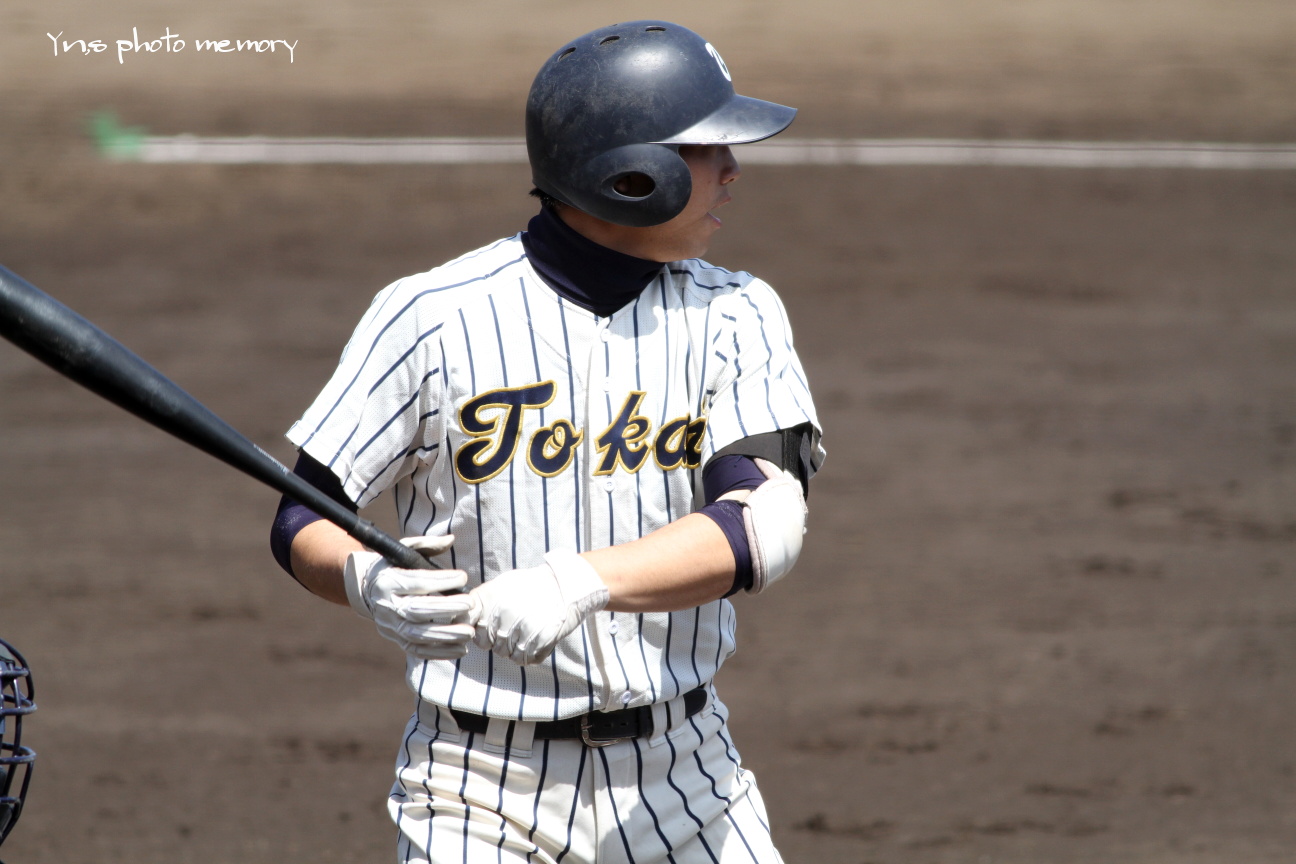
{"left": 567, "top": 144, "right": 693, "bottom": 228}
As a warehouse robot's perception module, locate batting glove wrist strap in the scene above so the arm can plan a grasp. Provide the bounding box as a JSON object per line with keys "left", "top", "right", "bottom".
{"left": 469, "top": 550, "right": 610, "bottom": 666}
{"left": 343, "top": 536, "right": 476, "bottom": 660}
{"left": 343, "top": 550, "right": 381, "bottom": 620}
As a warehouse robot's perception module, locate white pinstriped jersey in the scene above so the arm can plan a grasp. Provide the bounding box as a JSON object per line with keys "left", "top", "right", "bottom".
{"left": 287, "top": 233, "right": 824, "bottom": 722}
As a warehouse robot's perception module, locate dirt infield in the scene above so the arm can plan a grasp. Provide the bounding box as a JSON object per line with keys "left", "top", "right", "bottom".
{"left": 2, "top": 2, "right": 1295, "bottom": 863}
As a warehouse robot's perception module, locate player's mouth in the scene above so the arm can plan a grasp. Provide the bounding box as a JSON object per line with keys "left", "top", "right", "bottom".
{"left": 708, "top": 195, "right": 732, "bottom": 225}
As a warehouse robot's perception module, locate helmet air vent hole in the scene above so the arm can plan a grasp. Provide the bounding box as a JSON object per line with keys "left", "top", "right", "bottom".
{"left": 613, "top": 172, "right": 655, "bottom": 199}
{"left": 558, "top": 47, "right": 576, "bottom": 60}
{"left": 599, "top": 36, "right": 621, "bottom": 46}
{"left": 645, "top": 26, "right": 666, "bottom": 32}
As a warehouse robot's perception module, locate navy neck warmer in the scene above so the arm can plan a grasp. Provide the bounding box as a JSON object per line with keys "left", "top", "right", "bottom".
{"left": 521, "top": 206, "right": 664, "bottom": 317}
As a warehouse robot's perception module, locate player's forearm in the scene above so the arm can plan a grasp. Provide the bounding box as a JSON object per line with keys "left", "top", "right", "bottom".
{"left": 289, "top": 520, "right": 363, "bottom": 607}
{"left": 286, "top": 508, "right": 737, "bottom": 613}
{"left": 581, "top": 513, "right": 736, "bottom": 613}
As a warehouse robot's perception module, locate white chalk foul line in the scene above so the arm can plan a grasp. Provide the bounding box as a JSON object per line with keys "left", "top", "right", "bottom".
{"left": 106, "top": 136, "right": 1296, "bottom": 169}
{"left": 124, "top": 136, "right": 529, "bottom": 164}
{"left": 748, "top": 139, "right": 1296, "bottom": 169}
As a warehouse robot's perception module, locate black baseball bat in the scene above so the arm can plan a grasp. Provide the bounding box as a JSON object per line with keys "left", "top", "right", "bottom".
{"left": 0, "top": 264, "right": 432, "bottom": 571}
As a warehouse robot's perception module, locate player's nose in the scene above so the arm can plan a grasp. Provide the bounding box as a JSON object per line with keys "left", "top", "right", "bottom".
{"left": 718, "top": 146, "right": 740, "bottom": 185}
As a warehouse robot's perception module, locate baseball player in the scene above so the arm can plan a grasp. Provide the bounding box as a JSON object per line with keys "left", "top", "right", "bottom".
{"left": 271, "top": 20, "right": 824, "bottom": 864}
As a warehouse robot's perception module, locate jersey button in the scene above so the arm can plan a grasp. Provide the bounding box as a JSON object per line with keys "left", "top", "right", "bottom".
{"left": 620, "top": 691, "right": 633, "bottom": 705}
{"left": 608, "top": 620, "right": 619, "bottom": 635}
{"left": 600, "top": 329, "right": 612, "bottom": 342}
{"left": 603, "top": 478, "right": 615, "bottom": 492}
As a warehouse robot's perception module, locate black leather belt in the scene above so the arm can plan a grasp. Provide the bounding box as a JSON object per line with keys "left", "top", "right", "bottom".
{"left": 451, "top": 686, "right": 707, "bottom": 747}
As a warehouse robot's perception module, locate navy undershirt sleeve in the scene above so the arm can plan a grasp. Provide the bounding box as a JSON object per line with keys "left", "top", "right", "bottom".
{"left": 697, "top": 455, "right": 766, "bottom": 597}
{"left": 702, "top": 454, "right": 767, "bottom": 501}
{"left": 269, "top": 452, "right": 357, "bottom": 581}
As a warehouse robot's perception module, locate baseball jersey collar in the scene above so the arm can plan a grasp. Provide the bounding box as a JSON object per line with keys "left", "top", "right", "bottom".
{"left": 521, "top": 205, "right": 664, "bottom": 318}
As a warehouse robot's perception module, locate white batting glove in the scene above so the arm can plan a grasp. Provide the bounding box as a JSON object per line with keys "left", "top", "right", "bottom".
{"left": 467, "top": 550, "right": 610, "bottom": 666}
{"left": 344, "top": 535, "right": 476, "bottom": 661}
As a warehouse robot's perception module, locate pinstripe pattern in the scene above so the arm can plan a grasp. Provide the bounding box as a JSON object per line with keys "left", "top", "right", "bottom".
{"left": 288, "top": 233, "right": 819, "bottom": 863}
{"left": 287, "top": 235, "right": 822, "bottom": 723}
{"left": 388, "top": 688, "right": 784, "bottom": 864}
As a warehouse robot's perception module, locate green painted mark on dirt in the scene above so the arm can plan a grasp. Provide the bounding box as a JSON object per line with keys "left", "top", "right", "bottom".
{"left": 88, "top": 111, "right": 147, "bottom": 160}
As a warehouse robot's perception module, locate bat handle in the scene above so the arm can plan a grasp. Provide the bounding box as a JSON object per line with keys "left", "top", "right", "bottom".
{"left": 349, "top": 520, "right": 436, "bottom": 570}
{"left": 0, "top": 263, "right": 441, "bottom": 576}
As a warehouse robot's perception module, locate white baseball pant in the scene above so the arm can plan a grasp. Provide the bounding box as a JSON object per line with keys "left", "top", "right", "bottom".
{"left": 389, "top": 687, "right": 784, "bottom": 864}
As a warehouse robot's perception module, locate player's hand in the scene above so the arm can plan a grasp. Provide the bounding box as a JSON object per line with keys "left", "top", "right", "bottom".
{"left": 467, "top": 550, "right": 610, "bottom": 665}
{"left": 344, "top": 535, "right": 476, "bottom": 660}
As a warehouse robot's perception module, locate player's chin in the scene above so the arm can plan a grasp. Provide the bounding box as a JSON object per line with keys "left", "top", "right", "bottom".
{"left": 657, "top": 217, "right": 721, "bottom": 261}
{"left": 695, "top": 217, "right": 722, "bottom": 253}
{"left": 678, "top": 236, "right": 714, "bottom": 261}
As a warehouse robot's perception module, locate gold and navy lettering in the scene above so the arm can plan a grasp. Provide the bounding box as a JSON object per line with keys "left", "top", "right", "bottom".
{"left": 652, "top": 415, "right": 707, "bottom": 471}
{"left": 454, "top": 383, "right": 706, "bottom": 483}
{"left": 594, "top": 392, "right": 653, "bottom": 475}
{"left": 455, "top": 382, "right": 557, "bottom": 484}
{"left": 528, "top": 419, "right": 583, "bottom": 477}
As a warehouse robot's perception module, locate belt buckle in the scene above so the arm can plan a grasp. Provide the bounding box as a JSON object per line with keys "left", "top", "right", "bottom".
{"left": 580, "top": 714, "right": 633, "bottom": 748}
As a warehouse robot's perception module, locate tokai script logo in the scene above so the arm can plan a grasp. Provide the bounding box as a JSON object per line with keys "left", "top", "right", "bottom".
{"left": 454, "top": 381, "right": 707, "bottom": 484}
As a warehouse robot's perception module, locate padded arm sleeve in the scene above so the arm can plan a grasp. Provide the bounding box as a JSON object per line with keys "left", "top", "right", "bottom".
{"left": 726, "top": 458, "right": 808, "bottom": 594}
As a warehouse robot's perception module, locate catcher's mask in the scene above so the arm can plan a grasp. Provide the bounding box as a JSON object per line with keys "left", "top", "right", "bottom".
{"left": 526, "top": 20, "right": 796, "bottom": 227}
{"left": 0, "top": 639, "right": 35, "bottom": 854}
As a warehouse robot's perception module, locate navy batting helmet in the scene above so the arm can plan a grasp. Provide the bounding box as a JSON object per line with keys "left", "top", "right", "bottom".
{"left": 0, "top": 639, "right": 34, "bottom": 855}
{"left": 526, "top": 21, "right": 796, "bottom": 227}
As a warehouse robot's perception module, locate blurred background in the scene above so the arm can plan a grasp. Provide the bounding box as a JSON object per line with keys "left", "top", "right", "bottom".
{"left": 2, "top": 2, "right": 1294, "bottom": 862}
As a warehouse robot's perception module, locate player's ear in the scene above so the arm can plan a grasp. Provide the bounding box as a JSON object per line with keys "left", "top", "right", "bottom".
{"left": 564, "top": 144, "right": 693, "bottom": 228}
{"left": 613, "top": 173, "right": 655, "bottom": 198}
